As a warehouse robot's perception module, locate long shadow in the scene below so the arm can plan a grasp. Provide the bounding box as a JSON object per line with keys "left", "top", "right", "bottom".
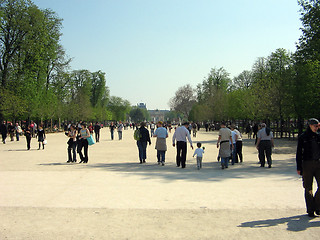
{"left": 7, "top": 149, "right": 37, "bottom": 152}
{"left": 75, "top": 156, "right": 299, "bottom": 182}
{"left": 239, "top": 214, "right": 320, "bottom": 232}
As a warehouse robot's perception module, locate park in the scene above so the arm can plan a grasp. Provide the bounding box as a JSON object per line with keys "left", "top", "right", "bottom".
{"left": 0, "top": 128, "right": 319, "bottom": 239}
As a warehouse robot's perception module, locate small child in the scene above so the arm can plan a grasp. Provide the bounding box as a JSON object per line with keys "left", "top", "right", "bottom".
{"left": 193, "top": 142, "right": 205, "bottom": 170}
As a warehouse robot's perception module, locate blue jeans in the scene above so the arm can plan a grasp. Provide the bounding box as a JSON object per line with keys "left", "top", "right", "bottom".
{"left": 157, "top": 150, "right": 166, "bottom": 163}
{"left": 221, "top": 157, "right": 229, "bottom": 168}
{"left": 118, "top": 131, "right": 122, "bottom": 140}
{"left": 137, "top": 141, "right": 147, "bottom": 162}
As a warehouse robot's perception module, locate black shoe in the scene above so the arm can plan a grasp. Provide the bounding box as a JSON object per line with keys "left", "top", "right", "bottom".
{"left": 308, "top": 212, "right": 315, "bottom": 217}
{"left": 67, "top": 160, "right": 71, "bottom": 163}
{"left": 260, "top": 165, "right": 265, "bottom": 167}
{"left": 79, "top": 160, "right": 83, "bottom": 163}
{"left": 268, "top": 165, "right": 272, "bottom": 168}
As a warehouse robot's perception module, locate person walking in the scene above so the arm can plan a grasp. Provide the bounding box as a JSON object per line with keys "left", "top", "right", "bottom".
{"left": 172, "top": 122, "right": 193, "bottom": 168}
{"left": 193, "top": 142, "right": 205, "bottom": 170}
{"left": 256, "top": 123, "right": 274, "bottom": 168}
{"left": 217, "top": 122, "right": 233, "bottom": 169}
{"left": 136, "top": 122, "right": 151, "bottom": 164}
{"left": 117, "top": 121, "right": 124, "bottom": 140}
{"left": 150, "top": 122, "right": 155, "bottom": 137}
{"left": 0, "top": 121, "right": 7, "bottom": 144}
{"left": 15, "top": 123, "right": 22, "bottom": 141}
{"left": 153, "top": 121, "right": 168, "bottom": 166}
{"left": 66, "top": 125, "right": 77, "bottom": 163}
{"left": 8, "top": 122, "right": 15, "bottom": 141}
{"left": 25, "top": 125, "right": 32, "bottom": 150}
{"left": 109, "top": 122, "right": 116, "bottom": 140}
{"left": 296, "top": 118, "right": 320, "bottom": 217}
{"left": 78, "top": 123, "right": 90, "bottom": 163}
{"left": 233, "top": 125, "right": 243, "bottom": 163}
{"left": 94, "top": 122, "right": 101, "bottom": 143}
{"left": 37, "top": 124, "right": 46, "bottom": 150}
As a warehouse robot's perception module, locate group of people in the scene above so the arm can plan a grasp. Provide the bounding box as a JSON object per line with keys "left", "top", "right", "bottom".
{"left": 0, "top": 121, "right": 46, "bottom": 150}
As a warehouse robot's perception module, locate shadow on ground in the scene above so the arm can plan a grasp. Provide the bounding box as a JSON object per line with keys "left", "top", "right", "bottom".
{"left": 239, "top": 214, "right": 320, "bottom": 232}
{"left": 51, "top": 157, "right": 300, "bottom": 182}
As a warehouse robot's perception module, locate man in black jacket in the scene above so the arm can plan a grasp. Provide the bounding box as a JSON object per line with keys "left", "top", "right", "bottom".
{"left": 0, "top": 121, "right": 7, "bottom": 144}
{"left": 296, "top": 118, "right": 320, "bottom": 217}
{"left": 136, "top": 122, "right": 151, "bottom": 164}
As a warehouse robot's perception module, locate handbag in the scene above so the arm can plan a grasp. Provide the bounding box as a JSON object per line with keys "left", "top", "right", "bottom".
{"left": 43, "top": 139, "right": 47, "bottom": 145}
{"left": 87, "top": 135, "right": 95, "bottom": 146}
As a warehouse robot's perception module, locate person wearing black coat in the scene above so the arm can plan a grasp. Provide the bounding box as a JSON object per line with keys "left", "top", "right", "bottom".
{"left": 296, "top": 118, "right": 320, "bottom": 217}
{"left": 0, "top": 121, "right": 7, "bottom": 144}
{"left": 136, "top": 122, "right": 151, "bottom": 164}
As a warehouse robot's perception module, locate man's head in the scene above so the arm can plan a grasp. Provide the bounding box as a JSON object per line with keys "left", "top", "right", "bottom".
{"left": 157, "top": 121, "right": 163, "bottom": 127}
{"left": 308, "top": 118, "right": 319, "bottom": 133}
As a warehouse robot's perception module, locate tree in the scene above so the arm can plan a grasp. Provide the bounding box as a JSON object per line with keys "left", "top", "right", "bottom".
{"left": 296, "top": 0, "right": 320, "bottom": 61}
{"left": 169, "top": 84, "right": 196, "bottom": 120}
{"left": 107, "top": 96, "right": 131, "bottom": 121}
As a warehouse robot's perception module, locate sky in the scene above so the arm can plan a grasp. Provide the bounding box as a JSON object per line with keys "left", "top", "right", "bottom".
{"left": 32, "top": 0, "right": 302, "bottom": 110}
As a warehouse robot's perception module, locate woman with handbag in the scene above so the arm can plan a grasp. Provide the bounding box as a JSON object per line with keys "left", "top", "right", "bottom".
{"left": 78, "top": 123, "right": 90, "bottom": 163}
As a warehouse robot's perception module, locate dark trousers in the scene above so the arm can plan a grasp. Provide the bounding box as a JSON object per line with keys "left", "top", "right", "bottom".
{"left": 157, "top": 150, "right": 166, "bottom": 163}
{"left": 78, "top": 139, "right": 88, "bottom": 162}
{"left": 176, "top": 141, "right": 187, "bottom": 168}
{"left": 258, "top": 140, "right": 272, "bottom": 166}
{"left": 26, "top": 136, "right": 31, "bottom": 150}
{"left": 68, "top": 141, "right": 77, "bottom": 162}
{"left": 2, "top": 133, "right": 6, "bottom": 143}
{"left": 95, "top": 131, "right": 100, "bottom": 142}
{"left": 236, "top": 141, "right": 243, "bottom": 162}
{"left": 111, "top": 130, "right": 114, "bottom": 140}
{"left": 302, "top": 161, "right": 320, "bottom": 214}
{"left": 137, "top": 141, "right": 147, "bottom": 162}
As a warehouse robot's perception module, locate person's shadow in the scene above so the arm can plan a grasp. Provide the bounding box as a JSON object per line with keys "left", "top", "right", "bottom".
{"left": 239, "top": 215, "right": 320, "bottom": 232}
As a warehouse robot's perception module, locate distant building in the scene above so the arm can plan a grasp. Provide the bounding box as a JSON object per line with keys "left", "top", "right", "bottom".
{"left": 148, "top": 109, "right": 170, "bottom": 122}
{"left": 137, "top": 103, "right": 147, "bottom": 109}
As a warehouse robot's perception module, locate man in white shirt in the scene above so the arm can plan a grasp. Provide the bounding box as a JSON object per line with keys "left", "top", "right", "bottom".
{"left": 172, "top": 122, "right": 193, "bottom": 168}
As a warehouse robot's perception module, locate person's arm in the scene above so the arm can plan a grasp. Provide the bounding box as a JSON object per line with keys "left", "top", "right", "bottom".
{"left": 217, "top": 135, "right": 221, "bottom": 148}
{"left": 296, "top": 136, "right": 303, "bottom": 175}
{"left": 186, "top": 129, "right": 193, "bottom": 149}
{"left": 172, "top": 131, "right": 176, "bottom": 147}
{"left": 230, "top": 136, "right": 234, "bottom": 149}
{"left": 256, "top": 137, "right": 261, "bottom": 150}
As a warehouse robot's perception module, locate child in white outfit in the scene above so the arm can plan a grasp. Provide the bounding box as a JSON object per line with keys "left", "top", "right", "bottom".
{"left": 193, "top": 142, "right": 205, "bottom": 170}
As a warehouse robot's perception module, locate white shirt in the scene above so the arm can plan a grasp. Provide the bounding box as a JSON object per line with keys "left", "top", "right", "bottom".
{"left": 193, "top": 148, "right": 204, "bottom": 157}
{"left": 172, "top": 126, "right": 193, "bottom": 146}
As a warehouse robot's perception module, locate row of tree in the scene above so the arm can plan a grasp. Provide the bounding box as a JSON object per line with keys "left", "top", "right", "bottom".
{"left": 170, "top": 0, "right": 320, "bottom": 133}
{"left": 0, "top": 0, "right": 132, "bottom": 123}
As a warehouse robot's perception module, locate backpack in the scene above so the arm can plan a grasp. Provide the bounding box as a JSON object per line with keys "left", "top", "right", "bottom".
{"left": 134, "top": 129, "right": 141, "bottom": 141}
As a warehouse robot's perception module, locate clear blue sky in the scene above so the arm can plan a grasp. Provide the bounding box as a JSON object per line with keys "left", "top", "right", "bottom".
{"left": 33, "top": 0, "right": 302, "bottom": 110}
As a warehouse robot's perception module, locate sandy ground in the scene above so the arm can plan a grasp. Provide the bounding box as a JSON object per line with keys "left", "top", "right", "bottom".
{"left": 0, "top": 128, "right": 319, "bottom": 239}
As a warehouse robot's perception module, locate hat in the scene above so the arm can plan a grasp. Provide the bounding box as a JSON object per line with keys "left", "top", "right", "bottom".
{"left": 308, "top": 118, "right": 319, "bottom": 125}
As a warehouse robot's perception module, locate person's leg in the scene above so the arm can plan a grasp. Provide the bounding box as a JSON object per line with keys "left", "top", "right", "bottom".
{"left": 137, "top": 141, "right": 143, "bottom": 163}
{"left": 111, "top": 131, "right": 114, "bottom": 140}
{"left": 72, "top": 142, "right": 77, "bottom": 162}
{"left": 142, "top": 141, "right": 147, "bottom": 162}
{"left": 302, "top": 161, "right": 316, "bottom": 216}
{"left": 176, "top": 142, "right": 182, "bottom": 167}
{"left": 258, "top": 142, "right": 266, "bottom": 167}
{"left": 16, "top": 132, "right": 19, "bottom": 141}
{"left": 313, "top": 162, "right": 320, "bottom": 213}
{"left": 181, "top": 142, "right": 187, "bottom": 168}
{"left": 67, "top": 144, "right": 72, "bottom": 162}
{"left": 265, "top": 141, "right": 272, "bottom": 167}
{"left": 26, "top": 137, "right": 31, "bottom": 150}
{"left": 161, "top": 151, "right": 165, "bottom": 165}
{"left": 78, "top": 140, "right": 84, "bottom": 162}
{"left": 83, "top": 140, "right": 89, "bottom": 163}
{"left": 236, "top": 141, "right": 243, "bottom": 162}
{"left": 157, "top": 150, "right": 161, "bottom": 163}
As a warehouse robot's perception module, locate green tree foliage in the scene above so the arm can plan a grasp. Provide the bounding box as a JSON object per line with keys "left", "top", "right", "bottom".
{"left": 169, "top": 84, "right": 196, "bottom": 120}
{"left": 129, "top": 107, "right": 150, "bottom": 122}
